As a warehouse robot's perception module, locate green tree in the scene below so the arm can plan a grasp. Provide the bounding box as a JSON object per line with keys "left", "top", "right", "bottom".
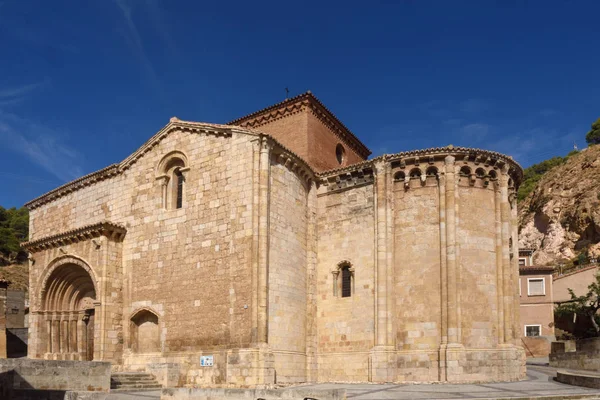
{"left": 586, "top": 118, "right": 600, "bottom": 145}
{"left": 556, "top": 273, "right": 600, "bottom": 337}
{"left": 0, "top": 206, "right": 29, "bottom": 265}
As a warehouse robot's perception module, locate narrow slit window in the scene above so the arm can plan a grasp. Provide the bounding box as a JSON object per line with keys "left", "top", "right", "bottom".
{"left": 175, "top": 169, "right": 184, "bottom": 209}
{"left": 341, "top": 266, "right": 352, "bottom": 298}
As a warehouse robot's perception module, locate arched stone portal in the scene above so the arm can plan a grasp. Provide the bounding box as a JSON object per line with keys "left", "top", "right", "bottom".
{"left": 40, "top": 262, "right": 97, "bottom": 360}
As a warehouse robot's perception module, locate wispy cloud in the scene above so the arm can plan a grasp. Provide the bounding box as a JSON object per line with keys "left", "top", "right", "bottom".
{"left": 460, "top": 123, "right": 489, "bottom": 142}
{"left": 115, "top": 0, "right": 174, "bottom": 91}
{"left": 0, "top": 80, "right": 49, "bottom": 107}
{"left": 0, "top": 112, "right": 84, "bottom": 182}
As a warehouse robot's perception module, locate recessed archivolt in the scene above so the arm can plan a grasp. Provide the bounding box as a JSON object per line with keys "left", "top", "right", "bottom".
{"left": 36, "top": 255, "right": 98, "bottom": 310}
{"left": 130, "top": 306, "right": 162, "bottom": 320}
{"left": 156, "top": 150, "right": 189, "bottom": 177}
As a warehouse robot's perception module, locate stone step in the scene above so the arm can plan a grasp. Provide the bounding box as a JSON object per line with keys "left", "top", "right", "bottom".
{"left": 110, "top": 372, "right": 161, "bottom": 391}
{"left": 112, "top": 376, "right": 157, "bottom": 382}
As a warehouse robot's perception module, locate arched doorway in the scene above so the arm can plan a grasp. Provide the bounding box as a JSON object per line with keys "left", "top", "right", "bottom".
{"left": 41, "top": 262, "right": 97, "bottom": 360}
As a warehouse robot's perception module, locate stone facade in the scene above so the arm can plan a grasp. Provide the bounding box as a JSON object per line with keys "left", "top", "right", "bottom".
{"left": 23, "top": 94, "right": 525, "bottom": 385}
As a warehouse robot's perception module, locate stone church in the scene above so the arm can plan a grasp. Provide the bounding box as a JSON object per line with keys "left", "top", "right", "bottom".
{"left": 23, "top": 92, "right": 525, "bottom": 385}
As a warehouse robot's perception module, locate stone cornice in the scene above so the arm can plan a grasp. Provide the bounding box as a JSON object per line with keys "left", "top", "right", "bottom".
{"left": 271, "top": 141, "right": 316, "bottom": 185}
{"left": 24, "top": 119, "right": 234, "bottom": 210}
{"left": 318, "top": 146, "right": 524, "bottom": 186}
{"left": 227, "top": 91, "right": 372, "bottom": 159}
{"left": 21, "top": 221, "right": 127, "bottom": 253}
{"left": 25, "top": 119, "right": 317, "bottom": 210}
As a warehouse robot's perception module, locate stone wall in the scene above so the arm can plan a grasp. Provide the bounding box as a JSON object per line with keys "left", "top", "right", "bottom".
{"left": 316, "top": 181, "right": 376, "bottom": 382}
{"left": 550, "top": 337, "right": 600, "bottom": 371}
{"left": 0, "top": 358, "right": 111, "bottom": 392}
{"left": 268, "top": 162, "right": 310, "bottom": 383}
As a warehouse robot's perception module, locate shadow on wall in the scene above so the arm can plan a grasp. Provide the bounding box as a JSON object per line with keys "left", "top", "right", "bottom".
{"left": 0, "top": 370, "right": 68, "bottom": 400}
{"left": 6, "top": 328, "right": 28, "bottom": 358}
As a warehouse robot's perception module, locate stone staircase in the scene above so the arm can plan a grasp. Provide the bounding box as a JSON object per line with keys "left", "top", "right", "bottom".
{"left": 110, "top": 372, "right": 162, "bottom": 391}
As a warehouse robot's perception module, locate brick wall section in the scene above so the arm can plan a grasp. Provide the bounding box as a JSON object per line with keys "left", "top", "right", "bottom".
{"left": 305, "top": 111, "right": 364, "bottom": 171}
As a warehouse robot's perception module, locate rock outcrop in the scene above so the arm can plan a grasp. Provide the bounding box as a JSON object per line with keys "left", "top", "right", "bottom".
{"left": 519, "top": 145, "right": 600, "bottom": 265}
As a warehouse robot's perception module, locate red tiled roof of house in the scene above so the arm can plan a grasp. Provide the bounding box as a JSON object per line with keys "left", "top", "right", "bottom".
{"left": 519, "top": 265, "right": 555, "bottom": 273}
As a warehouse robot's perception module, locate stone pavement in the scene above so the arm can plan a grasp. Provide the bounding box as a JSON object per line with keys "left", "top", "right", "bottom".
{"left": 105, "top": 366, "right": 600, "bottom": 399}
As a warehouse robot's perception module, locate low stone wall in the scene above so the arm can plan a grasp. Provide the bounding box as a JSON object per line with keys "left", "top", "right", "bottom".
{"left": 556, "top": 370, "right": 600, "bottom": 389}
{"left": 161, "top": 387, "right": 346, "bottom": 400}
{"left": 0, "top": 358, "right": 111, "bottom": 399}
{"left": 550, "top": 338, "right": 600, "bottom": 371}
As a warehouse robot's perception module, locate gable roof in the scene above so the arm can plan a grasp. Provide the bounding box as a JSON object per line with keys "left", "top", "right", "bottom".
{"left": 227, "top": 91, "right": 371, "bottom": 159}
{"left": 24, "top": 118, "right": 316, "bottom": 210}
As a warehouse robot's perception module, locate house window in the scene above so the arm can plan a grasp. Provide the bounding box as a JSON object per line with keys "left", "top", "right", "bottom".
{"left": 341, "top": 266, "right": 352, "bottom": 298}
{"left": 525, "top": 325, "right": 541, "bottom": 337}
{"left": 519, "top": 258, "right": 526, "bottom": 267}
{"left": 527, "top": 278, "right": 545, "bottom": 296}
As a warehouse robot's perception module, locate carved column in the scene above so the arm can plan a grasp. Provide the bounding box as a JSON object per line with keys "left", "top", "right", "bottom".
{"left": 374, "top": 160, "right": 389, "bottom": 346}
{"left": 494, "top": 179, "right": 505, "bottom": 345}
{"left": 370, "top": 160, "right": 396, "bottom": 383}
{"left": 257, "top": 136, "right": 271, "bottom": 344}
{"left": 500, "top": 167, "right": 512, "bottom": 343}
{"left": 78, "top": 314, "right": 86, "bottom": 360}
{"left": 46, "top": 318, "right": 53, "bottom": 355}
{"left": 444, "top": 156, "right": 459, "bottom": 344}
{"left": 510, "top": 189, "right": 520, "bottom": 345}
{"left": 52, "top": 318, "right": 60, "bottom": 357}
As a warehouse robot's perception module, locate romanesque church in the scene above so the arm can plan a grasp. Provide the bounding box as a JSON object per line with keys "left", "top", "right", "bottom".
{"left": 23, "top": 92, "right": 525, "bottom": 385}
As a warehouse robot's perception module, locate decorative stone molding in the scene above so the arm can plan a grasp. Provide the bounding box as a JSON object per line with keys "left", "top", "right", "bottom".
{"left": 25, "top": 119, "right": 319, "bottom": 211}
{"left": 320, "top": 166, "right": 375, "bottom": 195}
{"left": 227, "top": 91, "right": 371, "bottom": 159}
{"left": 22, "top": 221, "right": 126, "bottom": 253}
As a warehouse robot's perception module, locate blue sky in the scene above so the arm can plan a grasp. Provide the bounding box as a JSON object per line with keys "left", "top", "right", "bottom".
{"left": 1, "top": 0, "right": 599, "bottom": 207}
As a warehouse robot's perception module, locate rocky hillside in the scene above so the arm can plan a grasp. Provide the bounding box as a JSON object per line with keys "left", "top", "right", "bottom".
{"left": 519, "top": 145, "right": 600, "bottom": 265}
{"left": 0, "top": 263, "right": 29, "bottom": 291}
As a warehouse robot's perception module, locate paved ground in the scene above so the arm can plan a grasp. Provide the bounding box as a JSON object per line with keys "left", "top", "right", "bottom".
{"left": 106, "top": 365, "right": 600, "bottom": 399}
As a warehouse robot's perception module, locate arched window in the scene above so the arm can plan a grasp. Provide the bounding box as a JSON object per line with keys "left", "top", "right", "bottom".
{"left": 475, "top": 168, "right": 486, "bottom": 178}
{"left": 394, "top": 171, "right": 406, "bottom": 181}
{"left": 459, "top": 166, "right": 471, "bottom": 177}
{"left": 488, "top": 170, "right": 498, "bottom": 180}
{"left": 335, "top": 144, "right": 345, "bottom": 165}
{"left": 341, "top": 266, "right": 352, "bottom": 298}
{"left": 409, "top": 168, "right": 421, "bottom": 179}
{"left": 174, "top": 168, "right": 184, "bottom": 209}
{"left": 426, "top": 166, "right": 438, "bottom": 177}
{"left": 157, "top": 151, "right": 189, "bottom": 210}
{"left": 332, "top": 261, "right": 354, "bottom": 298}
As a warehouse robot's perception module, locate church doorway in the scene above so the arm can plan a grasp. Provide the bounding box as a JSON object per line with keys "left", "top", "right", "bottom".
{"left": 40, "top": 262, "right": 97, "bottom": 360}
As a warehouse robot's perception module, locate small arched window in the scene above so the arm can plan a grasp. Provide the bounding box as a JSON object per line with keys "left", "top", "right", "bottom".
{"left": 459, "top": 166, "right": 471, "bottom": 177}
{"left": 409, "top": 168, "right": 421, "bottom": 179}
{"left": 488, "top": 170, "right": 498, "bottom": 180}
{"left": 157, "top": 151, "right": 189, "bottom": 210}
{"left": 332, "top": 261, "right": 354, "bottom": 298}
{"left": 341, "top": 266, "right": 352, "bottom": 298}
{"left": 394, "top": 171, "right": 406, "bottom": 181}
{"left": 426, "top": 166, "right": 438, "bottom": 177}
{"left": 174, "top": 168, "right": 184, "bottom": 209}
{"left": 336, "top": 144, "right": 345, "bottom": 165}
{"left": 475, "top": 168, "right": 486, "bottom": 178}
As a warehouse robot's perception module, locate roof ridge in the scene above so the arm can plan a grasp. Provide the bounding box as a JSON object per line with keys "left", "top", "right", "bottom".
{"left": 24, "top": 119, "right": 317, "bottom": 210}
{"left": 226, "top": 91, "right": 371, "bottom": 158}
